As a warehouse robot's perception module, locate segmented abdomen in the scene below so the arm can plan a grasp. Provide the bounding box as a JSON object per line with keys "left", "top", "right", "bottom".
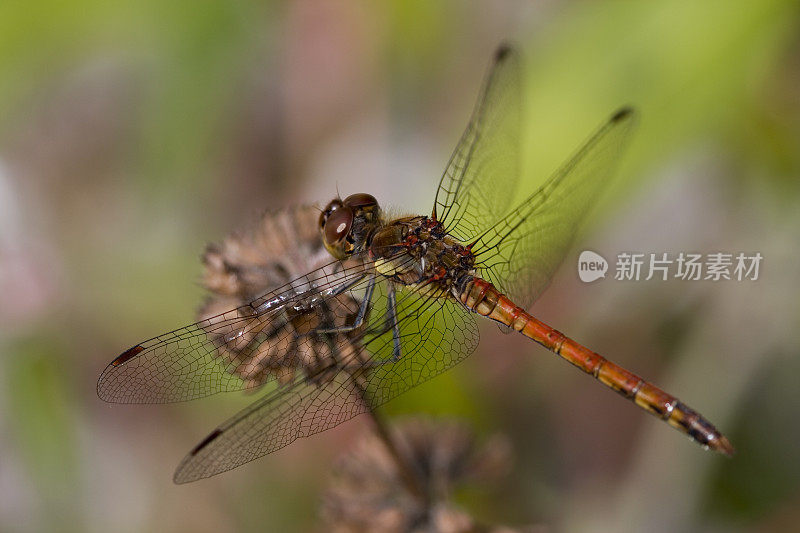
{"left": 457, "top": 276, "right": 734, "bottom": 456}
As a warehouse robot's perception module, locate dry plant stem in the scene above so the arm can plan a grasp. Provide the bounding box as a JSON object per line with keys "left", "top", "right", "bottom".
{"left": 355, "top": 381, "right": 428, "bottom": 504}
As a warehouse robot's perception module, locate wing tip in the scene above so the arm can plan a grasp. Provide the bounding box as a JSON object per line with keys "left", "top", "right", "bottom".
{"left": 173, "top": 428, "right": 225, "bottom": 484}
{"left": 495, "top": 43, "right": 513, "bottom": 61}
{"left": 173, "top": 466, "right": 197, "bottom": 485}
{"left": 97, "top": 344, "right": 144, "bottom": 402}
{"left": 611, "top": 106, "right": 636, "bottom": 123}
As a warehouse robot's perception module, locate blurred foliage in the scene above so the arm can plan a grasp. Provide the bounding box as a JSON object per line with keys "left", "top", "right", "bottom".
{"left": 707, "top": 351, "right": 800, "bottom": 520}
{"left": 1, "top": 1, "right": 799, "bottom": 532}
{"left": 5, "top": 336, "right": 82, "bottom": 532}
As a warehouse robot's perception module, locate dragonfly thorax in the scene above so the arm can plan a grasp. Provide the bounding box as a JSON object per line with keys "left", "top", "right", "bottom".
{"left": 369, "top": 216, "right": 476, "bottom": 292}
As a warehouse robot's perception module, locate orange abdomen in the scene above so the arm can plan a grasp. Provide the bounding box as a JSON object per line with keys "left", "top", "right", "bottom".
{"left": 458, "top": 276, "right": 734, "bottom": 456}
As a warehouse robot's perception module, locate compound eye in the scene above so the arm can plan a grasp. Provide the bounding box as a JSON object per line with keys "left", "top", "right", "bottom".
{"left": 324, "top": 206, "right": 353, "bottom": 244}
{"left": 319, "top": 199, "right": 344, "bottom": 230}
{"left": 343, "top": 193, "right": 377, "bottom": 209}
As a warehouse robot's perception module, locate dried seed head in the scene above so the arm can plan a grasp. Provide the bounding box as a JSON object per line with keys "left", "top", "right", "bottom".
{"left": 198, "top": 205, "right": 368, "bottom": 389}
{"left": 321, "top": 417, "right": 519, "bottom": 533}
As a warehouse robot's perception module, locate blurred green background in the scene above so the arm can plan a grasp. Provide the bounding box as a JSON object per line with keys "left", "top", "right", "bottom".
{"left": 1, "top": 1, "right": 799, "bottom": 532}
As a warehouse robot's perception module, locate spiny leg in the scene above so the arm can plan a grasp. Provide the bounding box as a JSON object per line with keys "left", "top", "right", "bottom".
{"left": 358, "top": 281, "right": 404, "bottom": 369}
{"left": 385, "top": 281, "right": 403, "bottom": 362}
{"left": 318, "top": 275, "right": 375, "bottom": 334}
{"left": 327, "top": 273, "right": 368, "bottom": 298}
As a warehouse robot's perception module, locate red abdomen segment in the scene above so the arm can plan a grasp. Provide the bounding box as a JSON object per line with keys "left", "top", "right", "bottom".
{"left": 458, "top": 277, "right": 734, "bottom": 456}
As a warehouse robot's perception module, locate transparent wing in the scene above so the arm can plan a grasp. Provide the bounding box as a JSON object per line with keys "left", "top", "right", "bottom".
{"left": 472, "top": 107, "right": 638, "bottom": 310}
{"left": 96, "top": 259, "right": 374, "bottom": 404}
{"left": 433, "top": 44, "right": 521, "bottom": 243}
{"left": 173, "top": 279, "right": 479, "bottom": 483}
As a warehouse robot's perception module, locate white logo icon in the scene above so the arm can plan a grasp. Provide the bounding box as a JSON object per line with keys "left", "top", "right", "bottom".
{"left": 578, "top": 251, "right": 608, "bottom": 282}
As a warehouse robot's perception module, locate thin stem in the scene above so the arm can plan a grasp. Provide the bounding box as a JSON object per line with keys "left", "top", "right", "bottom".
{"left": 354, "top": 378, "right": 428, "bottom": 504}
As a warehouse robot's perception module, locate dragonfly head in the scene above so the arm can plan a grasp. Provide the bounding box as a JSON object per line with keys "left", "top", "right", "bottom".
{"left": 319, "top": 193, "right": 380, "bottom": 259}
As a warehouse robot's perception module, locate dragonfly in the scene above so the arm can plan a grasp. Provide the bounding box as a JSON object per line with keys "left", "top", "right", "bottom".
{"left": 98, "top": 45, "right": 734, "bottom": 484}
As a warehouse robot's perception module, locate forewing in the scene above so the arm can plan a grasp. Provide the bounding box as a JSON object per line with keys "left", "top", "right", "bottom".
{"left": 473, "top": 108, "right": 638, "bottom": 310}
{"left": 173, "top": 280, "right": 479, "bottom": 483}
{"left": 96, "top": 259, "right": 372, "bottom": 403}
{"left": 433, "top": 45, "right": 521, "bottom": 243}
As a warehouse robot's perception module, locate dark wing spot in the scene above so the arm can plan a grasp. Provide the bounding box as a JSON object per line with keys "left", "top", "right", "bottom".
{"left": 611, "top": 106, "right": 635, "bottom": 123}
{"left": 190, "top": 429, "right": 223, "bottom": 456}
{"left": 495, "top": 43, "right": 513, "bottom": 61}
{"left": 111, "top": 344, "right": 144, "bottom": 366}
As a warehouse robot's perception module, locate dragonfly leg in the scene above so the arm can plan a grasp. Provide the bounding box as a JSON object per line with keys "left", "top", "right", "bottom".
{"left": 358, "top": 281, "right": 403, "bottom": 369}
{"left": 327, "top": 273, "right": 367, "bottom": 298}
{"left": 385, "top": 281, "right": 403, "bottom": 362}
{"left": 317, "top": 275, "right": 375, "bottom": 334}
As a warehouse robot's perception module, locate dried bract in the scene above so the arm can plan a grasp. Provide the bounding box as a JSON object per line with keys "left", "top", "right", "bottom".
{"left": 198, "top": 205, "right": 368, "bottom": 388}
{"left": 321, "top": 417, "right": 520, "bottom": 533}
